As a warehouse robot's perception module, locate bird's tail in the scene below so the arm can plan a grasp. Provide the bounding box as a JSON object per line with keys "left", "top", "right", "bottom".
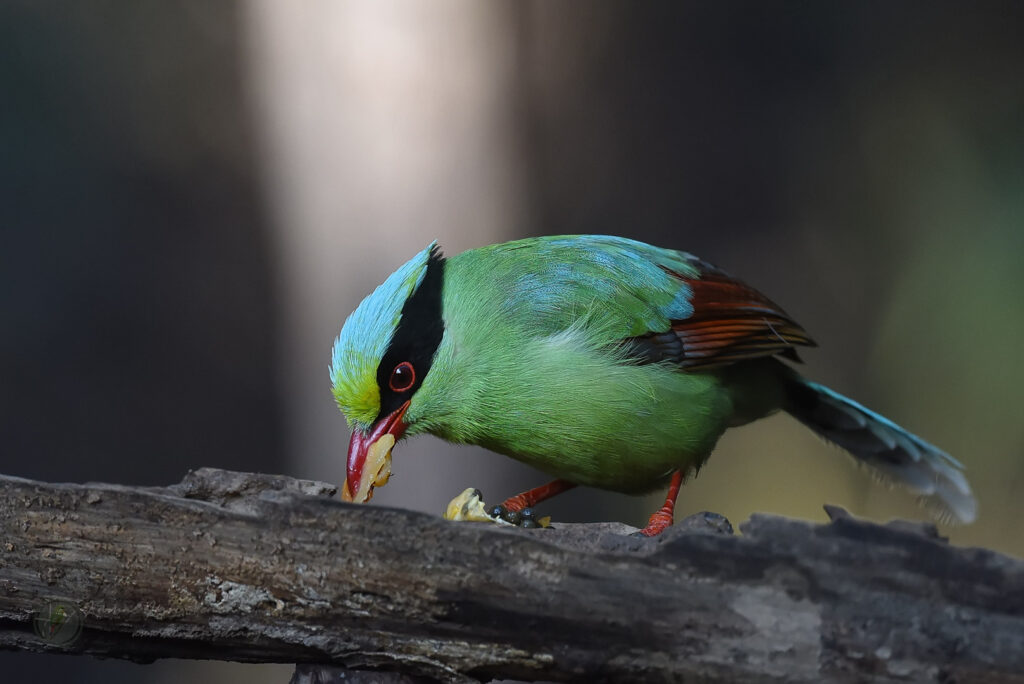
{"left": 781, "top": 372, "right": 977, "bottom": 524}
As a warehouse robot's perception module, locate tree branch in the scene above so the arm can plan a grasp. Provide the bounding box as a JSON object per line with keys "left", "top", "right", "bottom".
{"left": 0, "top": 468, "right": 1021, "bottom": 683}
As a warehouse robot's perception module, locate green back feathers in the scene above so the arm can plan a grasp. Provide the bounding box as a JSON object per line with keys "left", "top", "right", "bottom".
{"left": 451, "top": 235, "right": 699, "bottom": 341}
{"left": 330, "top": 243, "right": 436, "bottom": 427}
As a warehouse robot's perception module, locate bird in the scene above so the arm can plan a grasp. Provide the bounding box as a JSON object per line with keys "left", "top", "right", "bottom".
{"left": 329, "top": 235, "right": 976, "bottom": 535}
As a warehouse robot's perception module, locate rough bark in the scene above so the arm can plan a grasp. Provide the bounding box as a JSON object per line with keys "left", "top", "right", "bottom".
{"left": 0, "top": 468, "right": 1021, "bottom": 683}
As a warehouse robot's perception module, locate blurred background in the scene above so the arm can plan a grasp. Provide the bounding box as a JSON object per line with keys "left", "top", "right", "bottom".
{"left": 2, "top": 1, "right": 1022, "bottom": 682}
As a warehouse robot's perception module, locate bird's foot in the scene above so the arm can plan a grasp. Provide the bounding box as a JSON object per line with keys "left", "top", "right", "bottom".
{"left": 632, "top": 470, "right": 684, "bottom": 537}
{"left": 501, "top": 492, "right": 532, "bottom": 513}
{"left": 635, "top": 509, "right": 674, "bottom": 537}
{"left": 486, "top": 503, "right": 548, "bottom": 529}
{"left": 443, "top": 488, "right": 550, "bottom": 528}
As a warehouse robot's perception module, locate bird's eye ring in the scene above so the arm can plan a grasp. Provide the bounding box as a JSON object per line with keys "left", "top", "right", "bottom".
{"left": 389, "top": 361, "right": 416, "bottom": 392}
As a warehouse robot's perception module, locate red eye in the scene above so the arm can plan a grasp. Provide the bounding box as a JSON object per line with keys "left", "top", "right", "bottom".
{"left": 388, "top": 361, "right": 416, "bottom": 392}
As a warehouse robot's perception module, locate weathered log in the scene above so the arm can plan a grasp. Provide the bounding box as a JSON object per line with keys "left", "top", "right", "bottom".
{"left": 0, "top": 467, "right": 1021, "bottom": 683}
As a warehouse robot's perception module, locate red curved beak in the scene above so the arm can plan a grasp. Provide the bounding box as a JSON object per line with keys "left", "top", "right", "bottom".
{"left": 342, "top": 400, "right": 410, "bottom": 503}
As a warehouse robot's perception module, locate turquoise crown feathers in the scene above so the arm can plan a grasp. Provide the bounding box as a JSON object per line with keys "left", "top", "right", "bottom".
{"left": 330, "top": 242, "right": 437, "bottom": 426}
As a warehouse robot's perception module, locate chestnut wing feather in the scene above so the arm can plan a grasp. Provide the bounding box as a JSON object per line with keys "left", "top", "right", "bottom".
{"left": 623, "top": 262, "right": 815, "bottom": 371}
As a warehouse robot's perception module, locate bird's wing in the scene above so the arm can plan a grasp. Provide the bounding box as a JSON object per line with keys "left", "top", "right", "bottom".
{"left": 484, "top": 235, "right": 814, "bottom": 372}
{"left": 623, "top": 258, "right": 816, "bottom": 371}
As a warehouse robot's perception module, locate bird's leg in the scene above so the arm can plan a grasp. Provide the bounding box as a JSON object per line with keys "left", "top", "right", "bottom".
{"left": 637, "top": 470, "right": 685, "bottom": 537}
{"left": 502, "top": 479, "right": 577, "bottom": 512}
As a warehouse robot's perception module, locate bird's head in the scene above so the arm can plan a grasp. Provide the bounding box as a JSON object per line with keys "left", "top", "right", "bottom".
{"left": 330, "top": 242, "right": 446, "bottom": 503}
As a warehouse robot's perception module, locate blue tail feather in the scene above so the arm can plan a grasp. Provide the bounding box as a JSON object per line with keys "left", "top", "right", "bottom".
{"left": 783, "top": 376, "right": 976, "bottom": 524}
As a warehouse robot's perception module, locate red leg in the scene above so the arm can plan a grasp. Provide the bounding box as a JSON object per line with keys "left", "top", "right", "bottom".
{"left": 638, "top": 470, "right": 685, "bottom": 537}
{"left": 502, "top": 479, "right": 577, "bottom": 512}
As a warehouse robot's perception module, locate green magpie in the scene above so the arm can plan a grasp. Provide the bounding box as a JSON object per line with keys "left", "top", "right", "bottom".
{"left": 329, "top": 235, "right": 975, "bottom": 535}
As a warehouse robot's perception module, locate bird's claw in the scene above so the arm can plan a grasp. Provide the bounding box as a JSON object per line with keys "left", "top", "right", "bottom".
{"left": 443, "top": 488, "right": 549, "bottom": 528}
